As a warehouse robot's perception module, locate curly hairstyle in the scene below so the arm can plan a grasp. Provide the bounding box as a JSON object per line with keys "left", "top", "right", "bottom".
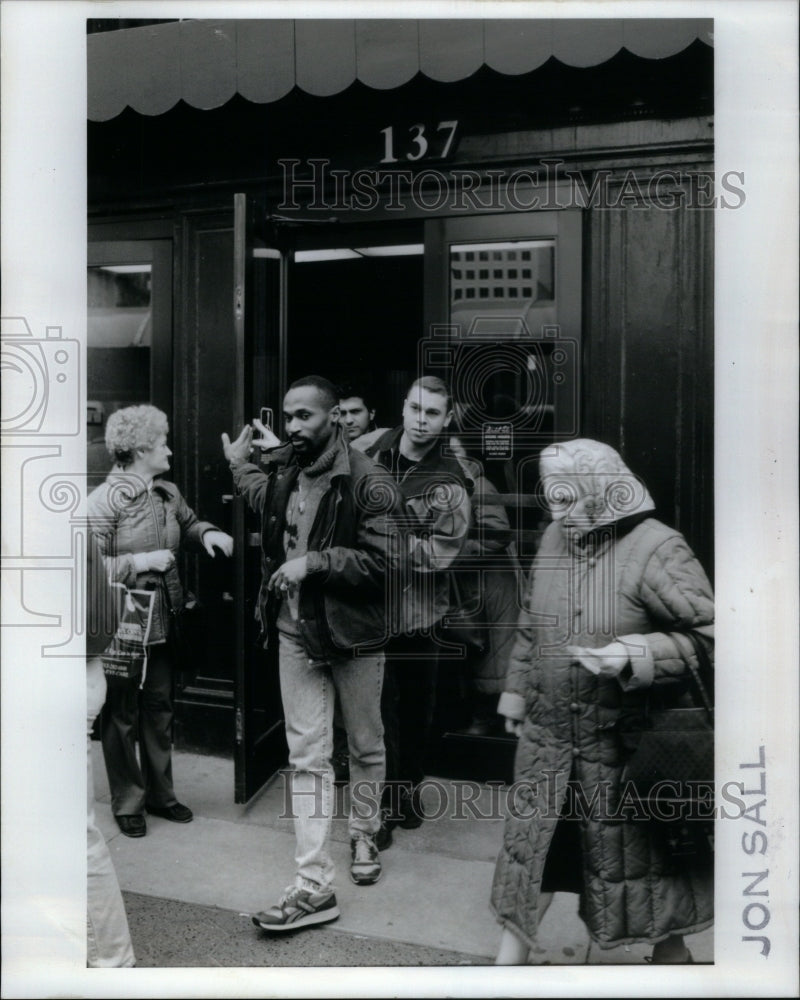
{"left": 105, "top": 404, "right": 169, "bottom": 468}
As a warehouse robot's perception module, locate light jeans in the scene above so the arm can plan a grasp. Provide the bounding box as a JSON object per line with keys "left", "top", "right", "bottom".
{"left": 278, "top": 632, "right": 385, "bottom": 892}
{"left": 87, "top": 657, "right": 136, "bottom": 968}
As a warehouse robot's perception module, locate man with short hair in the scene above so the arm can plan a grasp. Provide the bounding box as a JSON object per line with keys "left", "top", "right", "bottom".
{"left": 222, "top": 375, "right": 400, "bottom": 932}
{"left": 337, "top": 384, "right": 376, "bottom": 442}
{"left": 356, "top": 376, "right": 472, "bottom": 833}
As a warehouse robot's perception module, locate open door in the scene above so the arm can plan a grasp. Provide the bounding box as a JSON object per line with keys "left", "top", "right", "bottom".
{"left": 232, "top": 192, "right": 289, "bottom": 802}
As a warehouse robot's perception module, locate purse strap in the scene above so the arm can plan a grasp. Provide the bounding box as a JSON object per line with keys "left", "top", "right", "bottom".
{"left": 683, "top": 629, "right": 714, "bottom": 722}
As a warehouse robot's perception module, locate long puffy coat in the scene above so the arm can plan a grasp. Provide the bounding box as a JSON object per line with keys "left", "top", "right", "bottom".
{"left": 490, "top": 512, "right": 714, "bottom": 949}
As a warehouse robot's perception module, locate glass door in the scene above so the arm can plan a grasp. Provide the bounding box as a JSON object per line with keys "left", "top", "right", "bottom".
{"left": 425, "top": 210, "right": 582, "bottom": 563}
{"left": 424, "top": 210, "right": 582, "bottom": 780}
{"left": 86, "top": 240, "right": 172, "bottom": 485}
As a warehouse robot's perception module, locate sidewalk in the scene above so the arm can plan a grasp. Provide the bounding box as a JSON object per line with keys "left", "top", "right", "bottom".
{"left": 92, "top": 744, "right": 713, "bottom": 967}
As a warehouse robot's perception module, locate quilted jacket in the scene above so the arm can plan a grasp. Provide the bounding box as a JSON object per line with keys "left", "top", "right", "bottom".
{"left": 490, "top": 513, "right": 715, "bottom": 949}
{"left": 88, "top": 473, "right": 217, "bottom": 645}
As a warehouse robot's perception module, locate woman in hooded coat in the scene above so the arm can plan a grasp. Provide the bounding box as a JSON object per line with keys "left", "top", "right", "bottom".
{"left": 491, "top": 438, "right": 714, "bottom": 964}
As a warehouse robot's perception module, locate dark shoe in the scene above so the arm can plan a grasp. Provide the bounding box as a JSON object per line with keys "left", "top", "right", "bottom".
{"left": 252, "top": 885, "right": 339, "bottom": 932}
{"left": 397, "top": 784, "right": 425, "bottom": 829}
{"left": 146, "top": 802, "right": 193, "bottom": 823}
{"left": 645, "top": 949, "right": 694, "bottom": 964}
{"left": 116, "top": 814, "right": 146, "bottom": 838}
{"left": 350, "top": 834, "right": 382, "bottom": 885}
{"left": 375, "top": 813, "right": 393, "bottom": 851}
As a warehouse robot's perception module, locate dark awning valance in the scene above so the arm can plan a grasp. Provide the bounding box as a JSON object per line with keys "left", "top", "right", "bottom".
{"left": 88, "top": 18, "right": 713, "bottom": 122}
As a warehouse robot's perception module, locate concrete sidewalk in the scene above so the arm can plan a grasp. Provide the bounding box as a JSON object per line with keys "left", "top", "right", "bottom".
{"left": 92, "top": 745, "right": 713, "bottom": 967}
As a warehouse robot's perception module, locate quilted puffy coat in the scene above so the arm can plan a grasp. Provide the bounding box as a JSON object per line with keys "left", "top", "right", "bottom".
{"left": 88, "top": 473, "right": 218, "bottom": 645}
{"left": 490, "top": 513, "right": 714, "bottom": 949}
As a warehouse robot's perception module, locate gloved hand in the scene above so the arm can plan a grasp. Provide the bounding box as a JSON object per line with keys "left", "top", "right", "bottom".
{"left": 203, "top": 530, "right": 234, "bottom": 558}
{"left": 146, "top": 549, "right": 175, "bottom": 572}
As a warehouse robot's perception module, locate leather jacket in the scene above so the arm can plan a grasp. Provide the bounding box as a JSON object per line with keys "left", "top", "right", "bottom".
{"left": 231, "top": 434, "right": 403, "bottom": 660}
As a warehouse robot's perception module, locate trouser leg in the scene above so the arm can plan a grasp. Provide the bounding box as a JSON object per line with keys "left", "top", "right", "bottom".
{"left": 334, "top": 652, "right": 385, "bottom": 839}
{"left": 138, "top": 642, "right": 177, "bottom": 809}
{"left": 100, "top": 671, "right": 146, "bottom": 817}
{"left": 278, "top": 633, "right": 336, "bottom": 891}
{"left": 87, "top": 657, "right": 136, "bottom": 968}
{"left": 383, "top": 632, "right": 439, "bottom": 788}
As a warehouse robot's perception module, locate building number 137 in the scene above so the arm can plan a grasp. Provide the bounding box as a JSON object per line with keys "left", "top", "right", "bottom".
{"left": 380, "top": 121, "right": 459, "bottom": 163}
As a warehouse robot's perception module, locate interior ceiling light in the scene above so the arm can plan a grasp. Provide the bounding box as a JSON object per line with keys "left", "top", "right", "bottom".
{"left": 451, "top": 240, "right": 555, "bottom": 253}
{"left": 294, "top": 244, "right": 424, "bottom": 263}
{"left": 98, "top": 264, "right": 152, "bottom": 273}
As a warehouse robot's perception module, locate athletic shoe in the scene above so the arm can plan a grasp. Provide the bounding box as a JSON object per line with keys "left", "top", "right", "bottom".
{"left": 251, "top": 885, "right": 339, "bottom": 932}
{"left": 350, "top": 834, "right": 382, "bottom": 885}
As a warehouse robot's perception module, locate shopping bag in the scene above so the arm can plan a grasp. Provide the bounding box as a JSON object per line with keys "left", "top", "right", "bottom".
{"left": 101, "top": 585, "right": 155, "bottom": 683}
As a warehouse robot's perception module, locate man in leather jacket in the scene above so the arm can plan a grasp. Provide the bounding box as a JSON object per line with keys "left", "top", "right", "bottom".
{"left": 356, "top": 376, "right": 472, "bottom": 833}
{"left": 222, "top": 375, "right": 402, "bottom": 933}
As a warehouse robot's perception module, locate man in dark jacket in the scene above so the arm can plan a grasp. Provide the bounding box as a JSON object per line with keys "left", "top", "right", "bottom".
{"left": 356, "top": 376, "right": 472, "bottom": 833}
{"left": 222, "top": 375, "right": 401, "bottom": 933}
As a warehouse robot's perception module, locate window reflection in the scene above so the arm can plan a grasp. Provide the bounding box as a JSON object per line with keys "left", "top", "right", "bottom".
{"left": 87, "top": 263, "right": 152, "bottom": 480}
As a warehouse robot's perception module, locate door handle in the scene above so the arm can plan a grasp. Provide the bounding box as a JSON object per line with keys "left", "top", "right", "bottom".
{"left": 222, "top": 494, "right": 234, "bottom": 504}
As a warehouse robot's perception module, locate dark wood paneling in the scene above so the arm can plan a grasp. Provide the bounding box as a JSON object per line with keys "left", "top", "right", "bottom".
{"left": 584, "top": 174, "right": 713, "bottom": 574}
{"left": 173, "top": 209, "right": 239, "bottom": 746}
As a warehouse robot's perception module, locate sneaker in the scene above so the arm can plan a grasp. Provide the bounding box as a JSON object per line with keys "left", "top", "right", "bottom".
{"left": 251, "top": 885, "right": 339, "bottom": 932}
{"left": 350, "top": 834, "right": 382, "bottom": 885}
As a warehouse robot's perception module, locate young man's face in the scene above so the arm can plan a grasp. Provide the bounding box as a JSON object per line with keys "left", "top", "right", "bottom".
{"left": 402, "top": 386, "right": 452, "bottom": 448}
{"left": 283, "top": 386, "right": 339, "bottom": 456}
{"left": 339, "top": 396, "right": 375, "bottom": 441}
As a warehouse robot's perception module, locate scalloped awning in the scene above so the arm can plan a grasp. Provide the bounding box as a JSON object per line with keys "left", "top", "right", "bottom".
{"left": 88, "top": 18, "right": 713, "bottom": 122}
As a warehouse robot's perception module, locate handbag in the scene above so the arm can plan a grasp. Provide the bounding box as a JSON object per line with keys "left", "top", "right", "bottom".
{"left": 619, "top": 630, "right": 714, "bottom": 823}
{"left": 101, "top": 584, "right": 156, "bottom": 684}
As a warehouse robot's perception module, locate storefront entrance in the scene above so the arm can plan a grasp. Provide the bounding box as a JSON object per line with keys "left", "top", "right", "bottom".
{"left": 87, "top": 18, "right": 713, "bottom": 804}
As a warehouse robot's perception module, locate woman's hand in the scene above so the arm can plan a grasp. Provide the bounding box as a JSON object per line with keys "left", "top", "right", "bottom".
{"left": 567, "top": 641, "right": 629, "bottom": 678}
{"left": 203, "top": 530, "right": 234, "bottom": 558}
{"left": 252, "top": 417, "right": 281, "bottom": 450}
{"left": 268, "top": 556, "right": 309, "bottom": 594}
{"left": 503, "top": 716, "right": 523, "bottom": 738}
{"left": 147, "top": 549, "right": 175, "bottom": 572}
{"left": 221, "top": 425, "right": 253, "bottom": 465}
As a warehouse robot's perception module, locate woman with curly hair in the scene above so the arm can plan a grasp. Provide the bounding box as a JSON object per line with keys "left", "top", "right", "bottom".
{"left": 88, "top": 405, "right": 233, "bottom": 838}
